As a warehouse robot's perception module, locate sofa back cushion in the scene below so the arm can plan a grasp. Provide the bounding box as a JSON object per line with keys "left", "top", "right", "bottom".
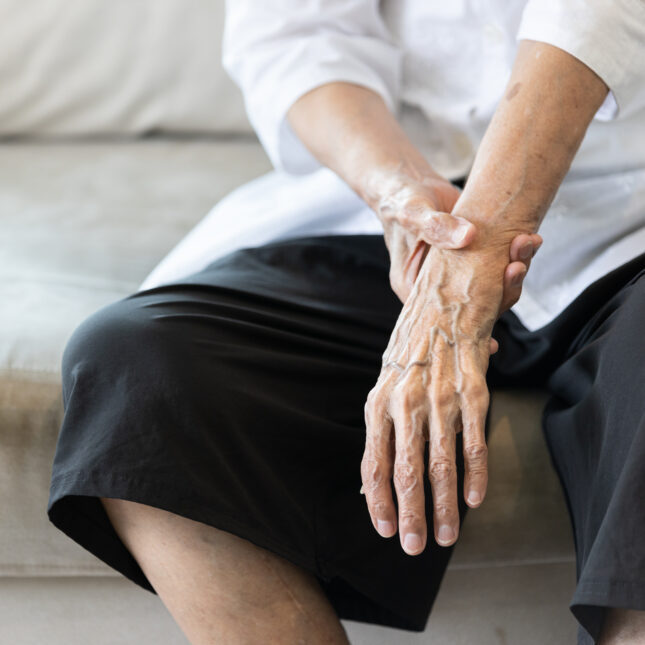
{"left": 0, "top": 0, "right": 251, "bottom": 135}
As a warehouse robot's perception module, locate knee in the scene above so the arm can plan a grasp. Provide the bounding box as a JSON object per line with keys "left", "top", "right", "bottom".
{"left": 61, "top": 297, "right": 167, "bottom": 398}
{"left": 64, "top": 298, "right": 141, "bottom": 363}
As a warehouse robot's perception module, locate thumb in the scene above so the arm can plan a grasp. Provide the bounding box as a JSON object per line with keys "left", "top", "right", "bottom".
{"left": 416, "top": 211, "right": 477, "bottom": 249}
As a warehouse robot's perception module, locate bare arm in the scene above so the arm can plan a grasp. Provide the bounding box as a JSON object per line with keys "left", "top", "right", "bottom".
{"left": 455, "top": 39, "right": 609, "bottom": 249}
{"left": 362, "top": 40, "right": 610, "bottom": 555}
{"left": 288, "top": 83, "right": 541, "bottom": 312}
{"left": 288, "top": 84, "right": 445, "bottom": 211}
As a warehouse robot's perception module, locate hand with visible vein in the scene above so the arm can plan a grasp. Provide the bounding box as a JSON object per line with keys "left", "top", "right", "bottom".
{"left": 360, "top": 38, "right": 609, "bottom": 555}
{"left": 361, "top": 242, "right": 507, "bottom": 553}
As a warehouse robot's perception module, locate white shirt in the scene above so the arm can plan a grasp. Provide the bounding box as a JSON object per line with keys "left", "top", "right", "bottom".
{"left": 141, "top": 0, "right": 645, "bottom": 332}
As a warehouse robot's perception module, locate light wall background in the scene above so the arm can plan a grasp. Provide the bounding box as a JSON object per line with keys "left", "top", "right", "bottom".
{"left": 0, "top": 0, "right": 252, "bottom": 136}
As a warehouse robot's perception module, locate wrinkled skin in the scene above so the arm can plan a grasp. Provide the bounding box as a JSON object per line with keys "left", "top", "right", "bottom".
{"left": 371, "top": 172, "right": 542, "bottom": 352}
{"left": 288, "top": 48, "right": 643, "bottom": 641}
{"left": 361, "top": 172, "right": 541, "bottom": 554}
{"left": 362, "top": 243, "right": 508, "bottom": 554}
{"left": 374, "top": 173, "right": 469, "bottom": 303}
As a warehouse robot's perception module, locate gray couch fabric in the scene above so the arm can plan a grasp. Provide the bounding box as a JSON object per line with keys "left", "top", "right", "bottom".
{"left": 0, "top": 139, "right": 577, "bottom": 643}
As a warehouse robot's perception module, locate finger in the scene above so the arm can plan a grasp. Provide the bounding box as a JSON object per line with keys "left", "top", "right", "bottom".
{"left": 413, "top": 211, "right": 476, "bottom": 250}
{"left": 390, "top": 376, "right": 428, "bottom": 555}
{"left": 389, "top": 266, "right": 409, "bottom": 304}
{"left": 458, "top": 348, "right": 490, "bottom": 510}
{"left": 402, "top": 239, "right": 429, "bottom": 295}
{"left": 361, "top": 388, "right": 398, "bottom": 538}
{"left": 461, "top": 386, "right": 489, "bottom": 509}
{"left": 500, "top": 262, "right": 528, "bottom": 312}
{"left": 509, "top": 234, "right": 534, "bottom": 264}
{"left": 428, "top": 358, "right": 460, "bottom": 547}
{"left": 489, "top": 337, "right": 499, "bottom": 354}
{"left": 509, "top": 233, "right": 543, "bottom": 266}
{"left": 388, "top": 231, "right": 414, "bottom": 302}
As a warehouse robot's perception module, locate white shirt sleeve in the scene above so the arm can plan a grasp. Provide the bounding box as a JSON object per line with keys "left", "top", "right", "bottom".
{"left": 517, "top": 0, "right": 645, "bottom": 121}
{"left": 222, "top": 0, "right": 402, "bottom": 174}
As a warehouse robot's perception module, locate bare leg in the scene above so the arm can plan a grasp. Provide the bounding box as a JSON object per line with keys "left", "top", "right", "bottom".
{"left": 99, "top": 497, "right": 350, "bottom": 645}
{"left": 598, "top": 608, "right": 645, "bottom": 644}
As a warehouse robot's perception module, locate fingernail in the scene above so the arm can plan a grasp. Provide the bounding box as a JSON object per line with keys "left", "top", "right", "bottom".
{"left": 437, "top": 525, "right": 456, "bottom": 546}
{"left": 403, "top": 533, "right": 423, "bottom": 554}
{"left": 377, "top": 520, "right": 395, "bottom": 537}
{"left": 519, "top": 243, "right": 532, "bottom": 261}
{"left": 467, "top": 491, "right": 481, "bottom": 506}
{"left": 533, "top": 239, "right": 543, "bottom": 255}
{"left": 454, "top": 223, "right": 472, "bottom": 245}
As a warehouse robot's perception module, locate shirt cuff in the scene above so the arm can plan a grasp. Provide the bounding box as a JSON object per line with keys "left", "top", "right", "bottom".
{"left": 517, "top": 0, "right": 645, "bottom": 121}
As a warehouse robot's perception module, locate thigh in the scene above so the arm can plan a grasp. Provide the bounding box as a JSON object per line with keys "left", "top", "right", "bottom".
{"left": 49, "top": 234, "right": 461, "bottom": 632}
{"left": 50, "top": 234, "right": 400, "bottom": 555}
{"left": 541, "top": 269, "right": 645, "bottom": 642}
{"left": 488, "top": 251, "right": 645, "bottom": 389}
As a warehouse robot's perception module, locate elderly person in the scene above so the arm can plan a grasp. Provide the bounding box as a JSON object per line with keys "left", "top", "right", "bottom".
{"left": 47, "top": 1, "right": 645, "bottom": 644}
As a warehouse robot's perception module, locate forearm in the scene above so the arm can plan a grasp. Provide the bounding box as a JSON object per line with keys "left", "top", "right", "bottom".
{"left": 287, "top": 82, "right": 442, "bottom": 211}
{"left": 288, "top": 80, "right": 543, "bottom": 311}
{"left": 455, "top": 40, "right": 609, "bottom": 251}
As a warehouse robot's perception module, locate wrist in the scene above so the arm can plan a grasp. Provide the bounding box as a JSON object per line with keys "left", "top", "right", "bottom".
{"left": 451, "top": 201, "right": 537, "bottom": 255}
{"left": 410, "top": 246, "right": 504, "bottom": 331}
{"left": 421, "top": 244, "right": 507, "bottom": 295}
{"left": 359, "top": 164, "right": 454, "bottom": 224}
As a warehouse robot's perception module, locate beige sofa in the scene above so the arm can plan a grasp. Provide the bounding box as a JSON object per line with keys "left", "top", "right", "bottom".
{"left": 0, "top": 3, "right": 578, "bottom": 643}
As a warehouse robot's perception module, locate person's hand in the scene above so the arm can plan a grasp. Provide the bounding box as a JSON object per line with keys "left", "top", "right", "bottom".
{"left": 373, "top": 173, "right": 470, "bottom": 302}
{"left": 370, "top": 172, "right": 542, "bottom": 352}
{"left": 360, "top": 241, "right": 513, "bottom": 554}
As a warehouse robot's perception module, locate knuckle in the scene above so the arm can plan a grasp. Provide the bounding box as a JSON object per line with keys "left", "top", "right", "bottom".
{"left": 391, "top": 380, "right": 421, "bottom": 410}
{"left": 467, "top": 467, "right": 488, "bottom": 479}
{"left": 472, "top": 381, "right": 489, "bottom": 399}
{"left": 364, "top": 388, "right": 385, "bottom": 421}
{"left": 464, "top": 442, "right": 488, "bottom": 463}
{"left": 398, "top": 209, "right": 414, "bottom": 229}
{"left": 360, "top": 458, "right": 386, "bottom": 490}
{"left": 366, "top": 387, "right": 378, "bottom": 405}
{"left": 433, "top": 387, "right": 455, "bottom": 409}
{"left": 398, "top": 509, "right": 423, "bottom": 527}
{"left": 393, "top": 462, "right": 421, "bottom": 493}
{"left": 371, "top": 501, "right": 391, "bottom": 517}
{"left": 425, "top": 216, "right": 449, "bottom": 242}
{"left": 465, "top": 380, "right": 489, "bottom": 405}
{"left": 433, "top": 503, "right": 454, "bottom": 521}
{"left": 429, "top": 458, "right": 454, "bottom": 484}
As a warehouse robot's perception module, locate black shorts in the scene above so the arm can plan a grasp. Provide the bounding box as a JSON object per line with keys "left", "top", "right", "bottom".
{"left": 48, "top": 234, "right": 645, "bottom": 644}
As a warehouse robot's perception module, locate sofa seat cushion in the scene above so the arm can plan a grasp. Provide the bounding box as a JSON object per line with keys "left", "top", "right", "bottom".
{"left": 0, "top": 139, "right": 272, "bottom": 375}
{"left": 0, "top": 140, "right": 574, "bottom": 579}
{"left": 1, "top": 139, "right": 270, "bottom": 574}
